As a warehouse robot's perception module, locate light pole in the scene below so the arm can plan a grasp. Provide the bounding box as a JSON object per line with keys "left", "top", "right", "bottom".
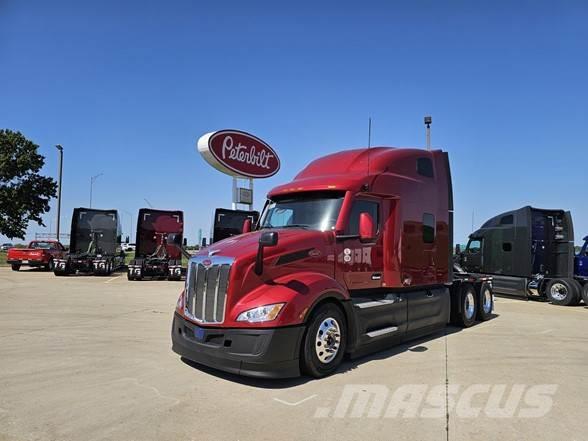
{"left": 89, "top": 173, "right": 104, "bottom": 208}
{"left": 424, "top": 115, "right": 432, "bottom": 150}
{"left": 122, "top": 210, "right": 134, "bottom": 243}
{"left": 55, "top": 145, "right": 63, "bottom": 241}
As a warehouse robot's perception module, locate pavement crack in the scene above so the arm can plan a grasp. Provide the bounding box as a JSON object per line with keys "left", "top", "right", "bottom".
{"left": 444, "top": 327, "right": 449, "bottom": 441}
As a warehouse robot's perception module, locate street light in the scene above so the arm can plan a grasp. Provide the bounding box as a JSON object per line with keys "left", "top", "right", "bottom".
{"left": 121, "top": 209, "right": 134, "bottom": 243}
{"left": 424, "top": 115, "right": 432, "bottom": 150}
{"left": 89, "top": 173, "right": 104, "bottom": 208}
{"left": 55, "top": 145, "right": 63, "bottom": 241}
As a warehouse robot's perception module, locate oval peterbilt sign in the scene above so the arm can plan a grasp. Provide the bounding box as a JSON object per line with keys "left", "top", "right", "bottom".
{"left": 197, "top": 130, "right": 280, "bottom": 178}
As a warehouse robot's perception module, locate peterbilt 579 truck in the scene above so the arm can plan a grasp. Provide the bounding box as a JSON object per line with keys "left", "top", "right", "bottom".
{"left": 127, "top": 208, "right": 189, "bottom": 281}
{"left": 172, "top": 147, "right": 493, "bottom": 378}
{"left": 459, "top": 206, "right": 588, "bottom": 306}
{"left": 54, "top": 208, "right": 125, "bottom": 276}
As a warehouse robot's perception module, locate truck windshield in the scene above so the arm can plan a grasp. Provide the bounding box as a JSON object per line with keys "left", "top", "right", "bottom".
{"left": 260, "top": 193, "right": 344, "bottom": 231}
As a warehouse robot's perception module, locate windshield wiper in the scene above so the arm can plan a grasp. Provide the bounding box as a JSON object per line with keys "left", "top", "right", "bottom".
{"left": 280, "top": 224, "right": 311, "bottom": 229}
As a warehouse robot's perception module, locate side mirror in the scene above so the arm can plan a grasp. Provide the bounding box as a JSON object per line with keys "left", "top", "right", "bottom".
{"left": 359, "top": 212, "right": 375, "bottom": 242}
{"left": 255, "top": 231, "right": 279, "bottom": 275}
{"left": 242, "top": 218, "right": 252, "bottom": 234}
{"left": 183, "top": 238, "right": 188, "bottom": 247}
{"left": 455, "top": 244, "right": 461, "bottom": 255}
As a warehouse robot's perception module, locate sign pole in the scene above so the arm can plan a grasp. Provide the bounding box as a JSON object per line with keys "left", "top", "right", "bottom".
{"left": 248, "top": 178, "right": 254, "bottom": 211}
{"left": 232, "top": 177, "right": 237, "bottom": 210}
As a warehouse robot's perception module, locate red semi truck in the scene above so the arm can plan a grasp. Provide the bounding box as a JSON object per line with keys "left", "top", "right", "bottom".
{"left": 172, "top": 147, "right": 493, "bottom": 378}
{"left": 127, "top": 208, "right": 189, "bottom": 281}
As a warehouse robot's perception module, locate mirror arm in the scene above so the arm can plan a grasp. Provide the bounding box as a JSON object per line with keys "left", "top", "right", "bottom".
{"left": 255, "top": 245, "right": 264, "bottom": 275}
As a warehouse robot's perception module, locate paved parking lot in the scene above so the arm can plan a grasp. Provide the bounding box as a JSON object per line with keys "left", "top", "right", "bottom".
{"left": 0, "top": 267, "right": 586, "bottom": 441}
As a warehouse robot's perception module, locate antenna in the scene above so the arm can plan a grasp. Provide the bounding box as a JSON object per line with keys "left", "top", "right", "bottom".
{"left": 367, "top": 117, "right": 372, "bottom": 179}
{"left": 368, "top": 117, "right": 372, "bottom": 148}
{"left": 424, "top": 115, "right": 432, "bottom": 150}
{"left": 144, "top": 198, "right": 154, "bottom": 208}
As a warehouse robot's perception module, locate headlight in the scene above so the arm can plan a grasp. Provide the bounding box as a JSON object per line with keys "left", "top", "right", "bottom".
{"left": 236, "top": 303, "right": 285, "bottom": 323}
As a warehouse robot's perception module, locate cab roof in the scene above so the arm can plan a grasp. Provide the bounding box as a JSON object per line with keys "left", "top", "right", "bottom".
{"left": 268, "top": 147, "right": 442, "bottom": 197}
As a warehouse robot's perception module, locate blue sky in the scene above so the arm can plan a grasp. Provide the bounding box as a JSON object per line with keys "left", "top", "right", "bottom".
{"left": 1, "top": 0, "right": 587, "bottom": 245}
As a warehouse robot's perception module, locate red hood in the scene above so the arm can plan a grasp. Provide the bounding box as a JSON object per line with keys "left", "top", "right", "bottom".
{"left": 199, "top": 228, "right": 334, "bottom": 262}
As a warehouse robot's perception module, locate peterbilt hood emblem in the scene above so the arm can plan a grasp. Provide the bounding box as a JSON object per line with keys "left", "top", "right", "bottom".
{"left": 202, "top": 259, "right": 213, "bottom": 268}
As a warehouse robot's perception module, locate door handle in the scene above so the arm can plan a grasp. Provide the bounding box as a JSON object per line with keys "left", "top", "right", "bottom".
{"left": 371, "top": 273, "right": 382, "bottom": 281}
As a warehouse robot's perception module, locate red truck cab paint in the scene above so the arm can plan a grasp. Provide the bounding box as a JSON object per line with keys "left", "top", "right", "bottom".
{"left": 172, "top": 147, "right": 492, "bottom": 378}
{"left": 7, "top": 240, "right": 66, "bottom": 271}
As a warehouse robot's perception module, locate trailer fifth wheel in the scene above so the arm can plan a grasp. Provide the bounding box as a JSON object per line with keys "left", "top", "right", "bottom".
{"left": 172, "top": 147, "right": 493, "bottom": 378}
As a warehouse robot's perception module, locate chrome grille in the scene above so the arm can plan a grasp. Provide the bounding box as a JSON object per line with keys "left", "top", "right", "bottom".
{"left": 184, "top": 256, "right": 233, "bottom": 324}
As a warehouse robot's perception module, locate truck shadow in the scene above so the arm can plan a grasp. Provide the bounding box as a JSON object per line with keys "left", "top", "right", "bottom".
{"left": 181, "top": 314, "right": 499, "bottom": 389}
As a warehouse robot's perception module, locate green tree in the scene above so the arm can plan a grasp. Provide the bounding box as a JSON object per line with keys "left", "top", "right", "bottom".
{"left": 0, "top": 130, "right": 57, "bottom": 239}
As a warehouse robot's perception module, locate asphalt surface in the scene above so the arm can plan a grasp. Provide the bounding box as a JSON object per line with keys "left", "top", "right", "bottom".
{"left": 0, "top": 267, "right": 586, "bottom": 441}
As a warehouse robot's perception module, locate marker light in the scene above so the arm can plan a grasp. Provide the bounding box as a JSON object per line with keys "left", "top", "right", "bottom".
{"left": 176, "top": 290, "right": 185, "bottom": 313}
{"left": 236, "top": 303, "right": 285, "bottom": 323}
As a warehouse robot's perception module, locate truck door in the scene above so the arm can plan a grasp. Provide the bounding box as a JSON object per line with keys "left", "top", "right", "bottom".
{"left": 336, "top": 198, "right": 407, "bottom": 343}
{"left": 336, "top": 198, "right": 383, "bottom": 290}
{"left": 462, "top": 238, "right": 483, "bottom": 272}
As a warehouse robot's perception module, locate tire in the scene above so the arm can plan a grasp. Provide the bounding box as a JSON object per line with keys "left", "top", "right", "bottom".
{"left": 581, "top": 283, "right": 588, "bottom": 306}
{"left": 300, "top": 302, "right": 347, "bottom": 378}
{"left": 11, "top": 263, "right": 20, "bottom": 271}
{"left": 454, "top": 284, "right": 477, "bottom": 327}
{"left": 570, "top": 280, "right": 583, "bottom": 306}
{"left": 546, "top": 278, "right": 579, "bottom": 306}
{"left": 45, "top": 258, "right": 55, "bottom": 272}
{"left": 477, "top": 282, "right": 493, "bottom": 321}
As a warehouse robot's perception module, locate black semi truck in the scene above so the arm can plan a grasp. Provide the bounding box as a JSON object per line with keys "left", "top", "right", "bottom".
{"left": 211, "top": 208, "right": 259, "bottom": 243}
{"left": 459, "top": 206, "right": 586, "bottom": 306}
{"left": 54, "top": 208, "right": 125, "bottom": 276}
{"left": 127, "top": 208, "right": 189, "bottom": 281}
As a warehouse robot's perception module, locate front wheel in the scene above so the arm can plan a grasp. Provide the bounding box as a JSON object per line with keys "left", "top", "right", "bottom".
{"left": 546, "top": 279, "right": 579, "bottom": 306}
{"left": 300, "top": 303, "right": 347, "bottom": 378}
{"left": 11, "top": 263, "right": 20, "bottom": 271}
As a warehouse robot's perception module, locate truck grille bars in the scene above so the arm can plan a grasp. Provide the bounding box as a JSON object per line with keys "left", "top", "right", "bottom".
{"left": 184, "top": 256, "right": 233, "bottom": 324}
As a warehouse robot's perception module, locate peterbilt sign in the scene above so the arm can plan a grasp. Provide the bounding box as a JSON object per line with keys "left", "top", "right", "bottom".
{"left": 197, "top": 130, "right": 280, "bottom": 178}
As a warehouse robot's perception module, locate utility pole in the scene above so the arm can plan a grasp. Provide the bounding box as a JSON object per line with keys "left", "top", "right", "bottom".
{"left": 424, "top": 115, "right": 432, "bottom": 150}
{"left": 90, "top": 173, "right": 103, "bottom": 208}
{"left": 122, "top": 210, "right": 134, "bottom": 242}
{"left": 55, "top": 145, "right": 63, "bottom": 241}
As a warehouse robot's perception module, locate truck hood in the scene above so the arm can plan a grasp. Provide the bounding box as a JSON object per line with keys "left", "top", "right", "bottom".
{"left": 201, "top": 228, "right": 335, "bottom": 263}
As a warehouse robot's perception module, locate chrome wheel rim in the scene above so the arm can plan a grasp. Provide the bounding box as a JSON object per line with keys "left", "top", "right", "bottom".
{"left": 550, "top": 283, "right": 568, "bottom": 301}
{"left": 315, "top": 317, "right": 341, "bottom": 364}
{"left": 483, "top": 288, "right": 492, "bottom": 314}
{"left": 465, "top": 292, "right": 475, "bottom": 319}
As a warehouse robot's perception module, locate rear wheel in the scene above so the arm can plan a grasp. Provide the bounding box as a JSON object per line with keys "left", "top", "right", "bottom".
{"left": 11, "top": 263, "right": 20, "bottom": 271}
{"left": 300, "top": 303, "right": 347, "bottom": 378}
{"left": 546, "top": 279, "right": 579, "bottom": 306}
{"left": 454, "top": 284, "right": 477, "bottom": 327}
{"left": 581, "top": 283, "right": 588, "bottom": 306}
{"left": 477, "top": 282, "right": 493, "bottom": 321}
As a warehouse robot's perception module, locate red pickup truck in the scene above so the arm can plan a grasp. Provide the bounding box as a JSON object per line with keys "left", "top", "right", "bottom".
{"left": 7, "top": 240, "right": 66, "bottom": 271}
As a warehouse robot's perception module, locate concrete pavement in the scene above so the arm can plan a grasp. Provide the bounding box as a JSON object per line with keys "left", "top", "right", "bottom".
{"left": 0, "top": 267, "right": 586, "bottom": 441}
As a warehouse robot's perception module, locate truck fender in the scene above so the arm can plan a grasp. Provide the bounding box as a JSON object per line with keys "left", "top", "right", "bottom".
{"left": 232, "top": 271, "right": 350, "bottom": 328}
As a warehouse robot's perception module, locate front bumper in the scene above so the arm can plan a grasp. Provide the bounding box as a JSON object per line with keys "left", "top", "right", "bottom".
{"left": 171, "top": 313, "right": 304, "bottom": 379}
